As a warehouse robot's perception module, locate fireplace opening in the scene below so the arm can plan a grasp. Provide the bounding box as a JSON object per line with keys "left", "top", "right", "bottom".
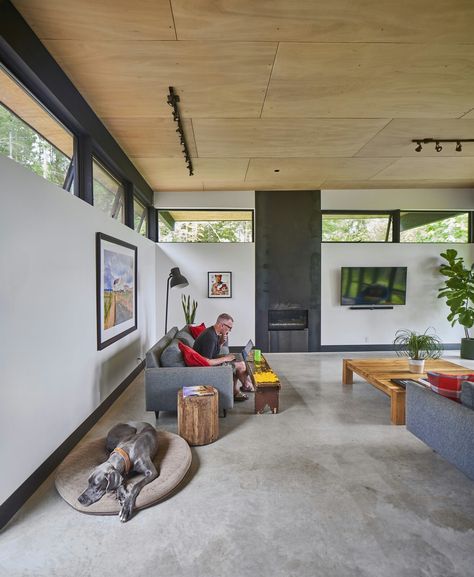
{"left": 268, "top": 309, "right": 308, "bottom": 331}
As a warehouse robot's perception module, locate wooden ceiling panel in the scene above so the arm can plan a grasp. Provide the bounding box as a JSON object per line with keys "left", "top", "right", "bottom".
{"left": 263, "top": 43, "right": 474, "bottom": 119}
{"left": 101, "top": 118, "right": 197, "bottom": 158}
{"left": 193, "top": 119, "right": 389, "bottom": 158}
{"left": 371, "top": 157, "right": 474, "bottom": 181}
{"left": 246, "top": 157, "right": 395, "bottom": 182}
{"left": 322, "top": 179, "right": 474, "bottom": 189}
{"left": 172, "top": 0, "right": 474, "bottom": 43}
{"left": 131, "top": 157, "right": 249, "bottom": 190}
{"left": 14, "top": 0, "right": 176, "bottom": 41}
{"left": 357, "top": 119, "right": 474, "bottom": 157}
{"left": 39, "top": 40, "right": 277, "bottom": 118}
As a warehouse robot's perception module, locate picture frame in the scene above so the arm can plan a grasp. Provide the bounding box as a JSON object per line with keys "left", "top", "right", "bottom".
{"left": 96, "top": 232, "right": 137, "bottom": 350}
{"left": 208, "top": 271, "right": 232, "bottom": 298}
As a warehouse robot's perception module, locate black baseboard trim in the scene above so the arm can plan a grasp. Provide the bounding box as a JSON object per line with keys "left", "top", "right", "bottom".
{"left": 320, "top": 343, "right": 460, "bottom": 352}
{"left": 0, "top": 360, "right": 145, "bottom": 532}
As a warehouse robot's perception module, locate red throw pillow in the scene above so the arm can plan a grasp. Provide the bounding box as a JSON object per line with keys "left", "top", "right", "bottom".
{"left": 427, "top": 372, "right": 474, "bottom": 402}
{"left": 178, "top": 341, "right": 210, "bottom": 367}
{"left": 189, "top": 323, "right": 206, "bottom": 339}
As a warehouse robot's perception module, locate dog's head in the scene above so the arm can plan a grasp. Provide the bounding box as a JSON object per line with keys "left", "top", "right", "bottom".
{"left": 77, "top": 462, "right": 123, "bottom": 506}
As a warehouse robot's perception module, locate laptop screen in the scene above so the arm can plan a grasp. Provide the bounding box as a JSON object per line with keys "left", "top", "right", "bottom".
{"left": 242, "top": 339, "right": 254, "bottom": 361}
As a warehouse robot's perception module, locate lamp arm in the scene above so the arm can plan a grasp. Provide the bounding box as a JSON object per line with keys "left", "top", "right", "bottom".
{"left": 164, "top": 275, "right": 172, "bottom": 334}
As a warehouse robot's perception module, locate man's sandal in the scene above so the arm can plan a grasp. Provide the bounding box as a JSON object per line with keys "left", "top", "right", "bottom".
{"left": 233, "top": 392, "right": 248, "bottom": 402}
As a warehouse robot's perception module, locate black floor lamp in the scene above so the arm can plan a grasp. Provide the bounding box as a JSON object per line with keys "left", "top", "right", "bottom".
{"left": 165, "top": 267, "right": 188, "bottom": 333}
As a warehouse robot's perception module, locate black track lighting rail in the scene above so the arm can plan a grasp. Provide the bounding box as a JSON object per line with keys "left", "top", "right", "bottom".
{"left": 167, "top": 87, "right": 194, "bottom": 176}
{"left": 412, "top": 138, "right": 474, "bottom": 153}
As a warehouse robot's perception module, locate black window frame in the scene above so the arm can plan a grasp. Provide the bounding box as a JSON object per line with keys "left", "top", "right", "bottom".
{"left": 322, "top": 209, "right": 473, "bottom": 243}
{"left": 157, "top": 208, "right": 255, "bottom": 243}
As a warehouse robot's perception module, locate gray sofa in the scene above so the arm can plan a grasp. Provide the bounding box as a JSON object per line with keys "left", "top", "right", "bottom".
{"left": 406, "top": 381, "right": 474, "bottom": 480}
{"left": 145, "top": 326, "right": 234, "bottom": 418}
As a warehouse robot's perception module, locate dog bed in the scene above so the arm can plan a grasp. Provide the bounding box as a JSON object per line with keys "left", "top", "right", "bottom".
{"left": 55, "top": 430, "right": 192, "bottom": 515}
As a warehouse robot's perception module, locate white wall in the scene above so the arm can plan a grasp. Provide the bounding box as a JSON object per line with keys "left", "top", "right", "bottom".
{"left": 155, "top": 190, "right": 255, "bottom": 345}
{"left": 321, "top": 243, "right": 474, "bottom": 345}
{"left": 0, "top": 156, "right": 157, "bottom": 505}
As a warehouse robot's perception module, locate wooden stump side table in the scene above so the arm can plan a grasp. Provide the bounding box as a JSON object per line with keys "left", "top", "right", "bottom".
{"left": 177, "top": 388, "right": 219, "bottom": 446}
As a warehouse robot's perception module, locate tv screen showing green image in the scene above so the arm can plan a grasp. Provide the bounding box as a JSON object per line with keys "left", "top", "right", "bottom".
{"left": 340, "top": 266, "right": 407, "bottom": 306}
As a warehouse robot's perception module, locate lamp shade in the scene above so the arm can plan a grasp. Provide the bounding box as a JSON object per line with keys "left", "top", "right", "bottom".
{"left": 169, "top": 267, "right": 188, "bottom": 289}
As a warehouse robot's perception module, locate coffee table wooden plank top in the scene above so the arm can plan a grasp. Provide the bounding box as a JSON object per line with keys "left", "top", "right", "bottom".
{"left": 342, "top": 357, "right": 471, "bottom": 425}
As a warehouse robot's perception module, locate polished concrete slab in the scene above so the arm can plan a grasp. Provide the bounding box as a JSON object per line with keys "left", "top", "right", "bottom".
{"left": 1, "top": 352, "right": 473, "bottom": 577}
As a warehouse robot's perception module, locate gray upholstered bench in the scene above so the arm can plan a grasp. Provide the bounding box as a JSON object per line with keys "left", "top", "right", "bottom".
{"left": 406, "top": 381, "right": 474, "bottom": 480}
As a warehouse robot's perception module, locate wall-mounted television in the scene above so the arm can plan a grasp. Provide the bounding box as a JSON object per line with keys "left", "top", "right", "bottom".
{"left": 340, "top": 266, "right": 407, "bottom": 306}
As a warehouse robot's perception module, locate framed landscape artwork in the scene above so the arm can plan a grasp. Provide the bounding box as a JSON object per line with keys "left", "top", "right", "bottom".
{"left": 96, "top": 232, "right": 137, "bottom": 350}
{"left": 208, "top": 271, "right": 232, "bottom": 298}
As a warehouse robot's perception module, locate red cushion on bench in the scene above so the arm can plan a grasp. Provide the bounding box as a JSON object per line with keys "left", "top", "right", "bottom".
{"left": 427, "top": 372, "right": 474, "bottom": 402}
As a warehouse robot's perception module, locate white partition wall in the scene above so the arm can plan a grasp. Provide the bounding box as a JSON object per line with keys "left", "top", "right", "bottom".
{"left": 0, "top": 156, "right": 157, "bottom": 505}
{"left": 321, "top": 243, "right": 474, "bottom": 346}
{"left": 155, "top": 191, "right": 256, "bottom": 345}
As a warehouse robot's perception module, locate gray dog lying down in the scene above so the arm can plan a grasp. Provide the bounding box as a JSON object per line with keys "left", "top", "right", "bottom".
{"left": 78, "top": 422, "right": 159, "bottom": 522}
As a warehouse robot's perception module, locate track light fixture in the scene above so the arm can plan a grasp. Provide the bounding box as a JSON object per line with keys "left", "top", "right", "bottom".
{"left": 412, "top": 138, "right": 474, "bottom": 153}
{"left": 167, "top": 87, "right": 194, "bottom": 176}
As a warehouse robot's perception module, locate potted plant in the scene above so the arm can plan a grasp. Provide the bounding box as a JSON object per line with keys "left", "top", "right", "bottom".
{"left": 438, "top": 249, "right": 474, "bottom": 359}
{"left": 181, "top": 294, "right": 198, "bottom": 325}
{"left": 393, "top": 328, "right": 443, "bottom": 373}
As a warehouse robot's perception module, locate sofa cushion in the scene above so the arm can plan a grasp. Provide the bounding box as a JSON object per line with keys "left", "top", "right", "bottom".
{"left": 461, "top": 381, "right": 474, "bottom": 409}
{"left": 178, "top": 341, "right": 210, "bottom": 367}
{"left": 427, "top": 372, "right": 474, "bottom": 402}
{"left": 175, "top": 330, "right": 194, "bottom": 347}
{"left": 160, "top": 339, "right": 186, "bottom": 367}
{"left": 189, "top": 323, "right": 206, "bottom": 339}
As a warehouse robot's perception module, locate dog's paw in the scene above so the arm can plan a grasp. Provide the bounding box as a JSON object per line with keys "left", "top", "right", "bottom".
{"left": 119, "top": 501, "right": 133, "bottom": 523}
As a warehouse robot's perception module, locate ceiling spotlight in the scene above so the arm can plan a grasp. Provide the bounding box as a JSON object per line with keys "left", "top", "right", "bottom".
{"left": 415, "top": 141, "right": 422, "bottom": 152}
{"left": 435, "top": 141, "right": 442, "bottom": 152}
{"left": 456, "top": 141, "right": 462, "bottom": 152}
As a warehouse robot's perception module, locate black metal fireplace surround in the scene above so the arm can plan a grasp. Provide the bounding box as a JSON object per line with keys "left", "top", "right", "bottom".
{"left": 255, "top": 190, "right": 321, "bottom": 353}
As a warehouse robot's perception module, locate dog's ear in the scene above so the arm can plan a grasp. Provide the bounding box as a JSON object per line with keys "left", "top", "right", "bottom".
{"left": 106, "top": 470, "right": 123, "bottom": 492}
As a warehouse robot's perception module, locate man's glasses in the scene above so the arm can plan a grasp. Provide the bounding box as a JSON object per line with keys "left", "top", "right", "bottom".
{"left": 222, "top": 323, "right": 233, "bottom": 331}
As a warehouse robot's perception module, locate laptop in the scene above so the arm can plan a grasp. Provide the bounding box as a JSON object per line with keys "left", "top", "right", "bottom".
{"left": 233, "top": 339, "right": 254, "bottom": 362}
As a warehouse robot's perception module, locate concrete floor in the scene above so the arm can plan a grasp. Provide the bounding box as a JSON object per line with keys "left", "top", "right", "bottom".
{"left": 1, "top": 352, "right": 474, "bottom": 577}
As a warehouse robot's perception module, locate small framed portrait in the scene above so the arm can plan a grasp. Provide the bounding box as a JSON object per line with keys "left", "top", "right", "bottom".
{"left": 208, "top": 272, "right": 232, "bottom": 298}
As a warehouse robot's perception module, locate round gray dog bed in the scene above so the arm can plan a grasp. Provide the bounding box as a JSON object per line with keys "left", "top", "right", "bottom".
{"left": 55, "top": 430, "right": 191, "bottom": 515}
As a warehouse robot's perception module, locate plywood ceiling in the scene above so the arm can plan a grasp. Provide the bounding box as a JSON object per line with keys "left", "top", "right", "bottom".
{"left": 12, "top": 0, "right": 474, "bottom": 192}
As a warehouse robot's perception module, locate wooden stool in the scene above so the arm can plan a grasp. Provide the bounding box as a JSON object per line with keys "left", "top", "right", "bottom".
{"left": 177, "top": 388, "right": 219, "bottom": 446}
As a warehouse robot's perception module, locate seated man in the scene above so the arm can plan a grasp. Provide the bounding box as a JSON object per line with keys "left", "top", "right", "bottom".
{"left": 193, "top": 313, "right": 254, "bottom": 402}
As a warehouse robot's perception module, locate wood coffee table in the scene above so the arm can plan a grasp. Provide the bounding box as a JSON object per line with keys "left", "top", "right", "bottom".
{"left": 342, "top": 357, "right": 471, "bottom": 425}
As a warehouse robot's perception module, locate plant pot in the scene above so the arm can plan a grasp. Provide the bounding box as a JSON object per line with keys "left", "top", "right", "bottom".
{"left": 408, "top": 358, "right": 425, "bottom": 373}
{"left": 460, "top": 338, "right": 474, "bottom": 360}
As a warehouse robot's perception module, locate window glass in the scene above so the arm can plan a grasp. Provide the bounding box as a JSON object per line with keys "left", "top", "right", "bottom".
{"left": 158, "top": 210, "right": 253, "bottom": 242}
{"left": 400, "top": 211, "right": 469, "bottom": 243}
{"left": 92, "top": 158, "right": 124, "bottom": 222}
{"left": 322, "top": 214, "right": 392, "bottom": 242}
{"left": 134, "top": 197, "right": 148, "bottom": 236}
{"left": 0, "top": 66, "right": 73, "bottom": 190}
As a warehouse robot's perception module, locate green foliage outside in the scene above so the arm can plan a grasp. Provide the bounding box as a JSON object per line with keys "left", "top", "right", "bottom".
{"left": 159, "top": 219, "right": 253, "bottom": 242}
{"left": 323, "top": 213, "right": 468, "bottom": 243}
{"left": 0, "top": 104, "right": 71, "bottom": 188}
